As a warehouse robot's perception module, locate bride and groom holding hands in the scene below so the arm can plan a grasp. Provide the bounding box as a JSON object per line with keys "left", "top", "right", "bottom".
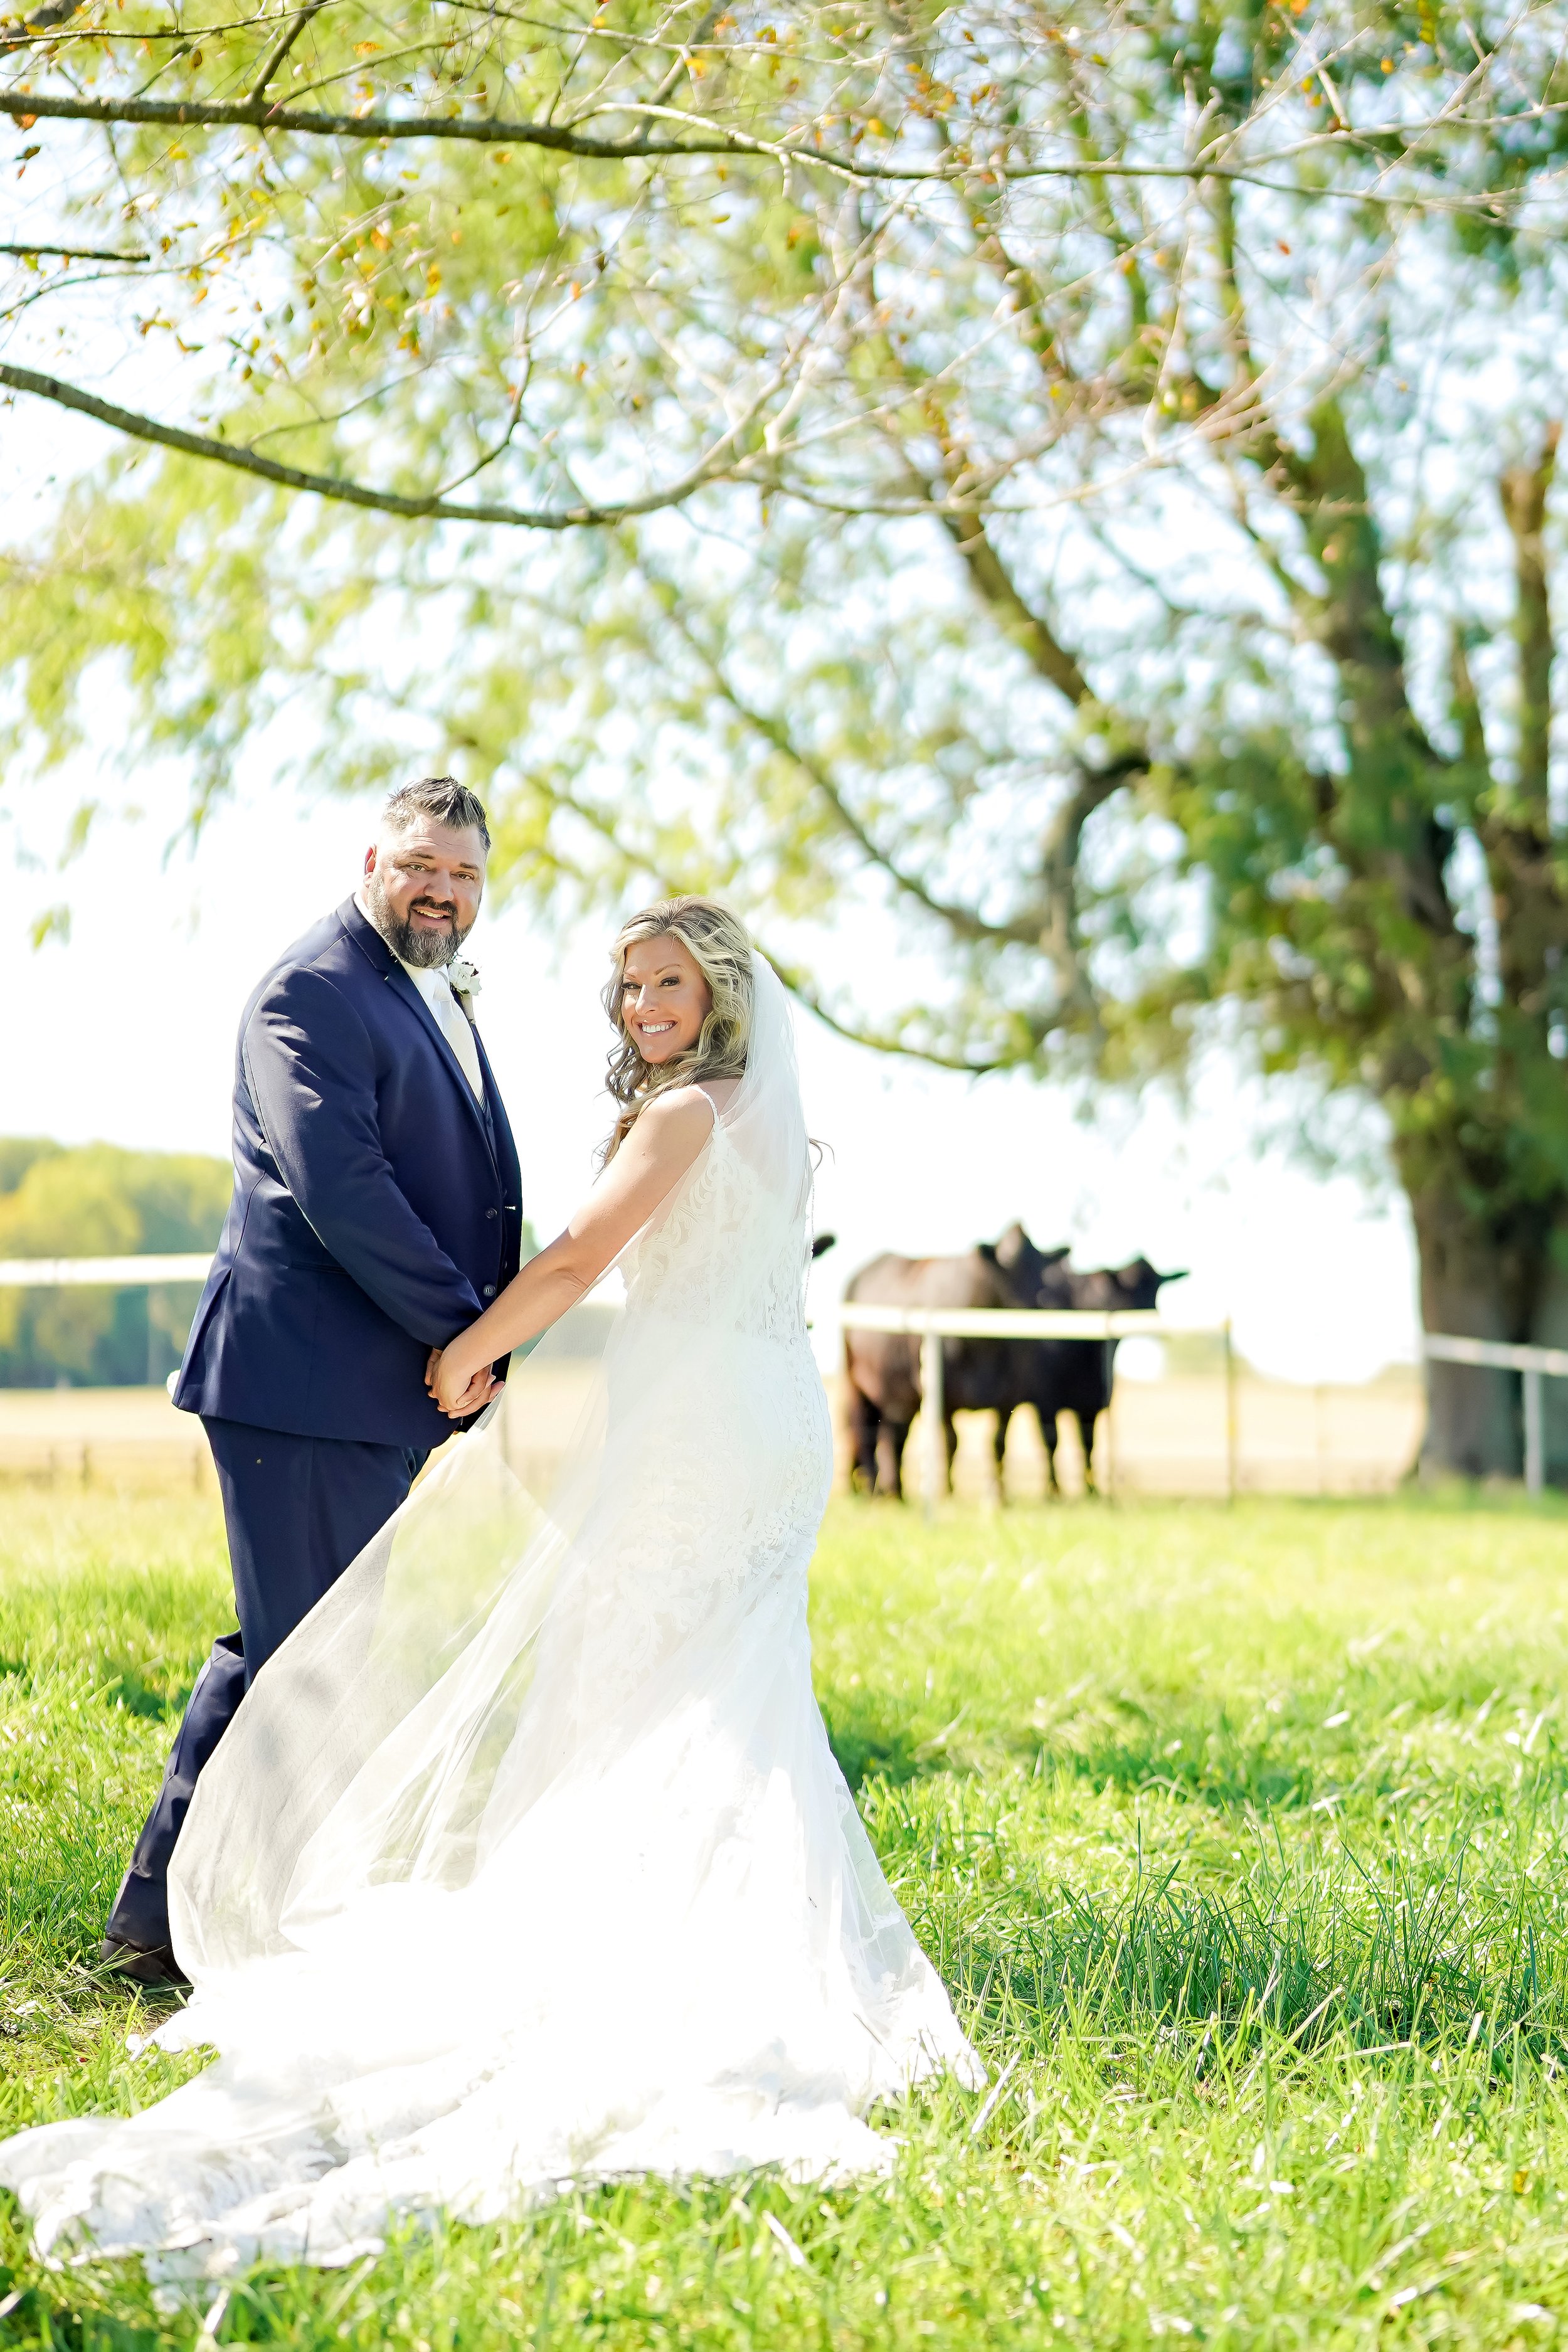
{"left": 1, "top": 775, "right": 977, "bottom": 2279}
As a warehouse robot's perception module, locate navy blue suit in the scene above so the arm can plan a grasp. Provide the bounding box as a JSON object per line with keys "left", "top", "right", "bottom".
{"left": 108, "top": 897, "right": 522, "bottom": 1956}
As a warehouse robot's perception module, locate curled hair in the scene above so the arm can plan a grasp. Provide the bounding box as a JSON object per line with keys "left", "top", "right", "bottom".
{"left": 601, "top": 898, "right": 753, "bottom": 1158}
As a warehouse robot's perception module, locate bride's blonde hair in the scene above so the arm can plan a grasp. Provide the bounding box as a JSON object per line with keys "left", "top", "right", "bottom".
{"left": 601, "top": 896, "right": 755, "bottom": 1158}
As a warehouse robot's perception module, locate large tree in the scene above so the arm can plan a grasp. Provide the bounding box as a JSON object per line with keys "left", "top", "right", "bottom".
{"left": 5, "top": 0, "right": 1568, "bottom": 1471}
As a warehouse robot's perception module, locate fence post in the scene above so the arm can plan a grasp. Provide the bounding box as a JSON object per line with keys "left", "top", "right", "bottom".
{"left": 920, "top": 1324, "right": 945, "bottom": 1523}
{"left": 1525, "top": 1364, "right": 1545, "bottom": 1498}
{"left": 1103, "top": 1337, "right": 1116, "bottom": 1503}
{"left": 1223, "top": 1319, "right": 1238, "bottom": 1505}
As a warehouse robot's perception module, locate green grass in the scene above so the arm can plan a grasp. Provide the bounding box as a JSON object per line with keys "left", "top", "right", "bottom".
{"left": 4, "top": 1485, "right": 1568, "bottom": 2346}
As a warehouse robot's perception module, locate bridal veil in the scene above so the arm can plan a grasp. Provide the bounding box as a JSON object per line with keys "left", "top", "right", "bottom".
{"left": 0, "top": 954, "right": 978, "bottom": 2281}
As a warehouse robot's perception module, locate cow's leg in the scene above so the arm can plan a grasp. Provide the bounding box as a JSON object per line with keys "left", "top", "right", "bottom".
{"left": 881, "top": 1419, "right": 911, "bottom": 1500}
{"left": 1078, "top": 1408, "right": 1100, "bottom": 1494}
{"left": 943, "top": 1412, "right": 958, "bottom": 1497}
{"left": 1039, "top": 1407, "right": 1061, "bottom": 1496}
{"left": 993, "top": 1408, "right": 1010, "bottom": 1505}
{"left": 847, "top": 1385, "right": 881, "bottom": 1496}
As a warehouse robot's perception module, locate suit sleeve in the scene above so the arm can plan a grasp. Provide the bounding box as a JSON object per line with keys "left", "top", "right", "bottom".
{"left": 242, "top": 967, "right": 484, "bottom": 1345}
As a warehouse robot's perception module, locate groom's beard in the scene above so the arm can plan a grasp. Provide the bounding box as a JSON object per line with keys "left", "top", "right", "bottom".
{"left": 361, "top": 873, "right": 474, "bottom": 969}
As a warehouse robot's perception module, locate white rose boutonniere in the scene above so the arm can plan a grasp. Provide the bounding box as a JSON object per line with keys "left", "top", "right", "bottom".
{"left": 448, "top": 955, "right": 482, "bottom": 1005}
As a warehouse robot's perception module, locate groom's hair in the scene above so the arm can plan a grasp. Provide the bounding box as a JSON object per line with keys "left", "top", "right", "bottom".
{"left": 382, "top": 776, "right": 491, "bottom": 854}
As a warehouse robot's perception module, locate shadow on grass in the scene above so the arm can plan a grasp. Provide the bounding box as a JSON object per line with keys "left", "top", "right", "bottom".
{"left": 820, "top": 1691, "right": 937, "bottom": 1791}
{"left": 98, "top": 1663, "right": 186, "bottom": 1722}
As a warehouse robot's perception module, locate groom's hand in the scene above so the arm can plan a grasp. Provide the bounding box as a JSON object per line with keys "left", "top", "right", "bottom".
{"left": 425, "top": 1345, "right": 500, "bottom": 1419}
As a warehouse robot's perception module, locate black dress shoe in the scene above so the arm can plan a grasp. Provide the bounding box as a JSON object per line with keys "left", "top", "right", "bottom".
{"left": 98, "top": 1936, "right": 190, "bottom": 1990}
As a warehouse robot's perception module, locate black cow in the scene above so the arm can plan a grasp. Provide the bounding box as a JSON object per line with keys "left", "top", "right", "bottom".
{"left": 839, "top": 1234, "right": 1186, "bottom": 1500}
{"left": 840, "top": 1224, "right": 1072, "bottom": 1498}
{"left": 1017, "top": 1256, "right": 1186, "bottom": 1494}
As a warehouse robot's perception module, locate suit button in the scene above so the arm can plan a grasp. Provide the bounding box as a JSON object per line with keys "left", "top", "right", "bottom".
{"left": 486, "top": 1207, "right": 498, "bottom": 1219}
{"left": 484, "top": 1285, "right": 497, "bottom": 1298}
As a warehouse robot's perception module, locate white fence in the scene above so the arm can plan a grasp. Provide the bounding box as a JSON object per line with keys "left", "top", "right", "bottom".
{"left": 1422, "top": 1332, "right": 1568, "bottom": 1497}
{"left": 2, "top": 1257, "right": 1565, "bottom": 1501}
{"left": 0, "top": 1254, "right": 213, "bottom": 1287}
{"left": 828, "top": 1303, "right": 1239, "bottom": 1516}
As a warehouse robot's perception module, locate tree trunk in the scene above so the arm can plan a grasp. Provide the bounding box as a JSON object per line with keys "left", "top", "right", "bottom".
{"left": 1525, "top": 1224, "right": 1568, "bottom": 1485}
{"left": 1409, "top": 1180, "right": 1552, "bottom": 1480}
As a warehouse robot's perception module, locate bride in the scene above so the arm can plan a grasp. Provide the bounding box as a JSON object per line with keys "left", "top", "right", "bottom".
{"left": 0, "top": 897, "right": 978, "bottom": 2284}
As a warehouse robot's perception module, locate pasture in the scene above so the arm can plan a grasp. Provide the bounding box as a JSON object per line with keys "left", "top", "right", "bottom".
{"left": 3, "top": 1480, "right": 1568, "bottom": 2347}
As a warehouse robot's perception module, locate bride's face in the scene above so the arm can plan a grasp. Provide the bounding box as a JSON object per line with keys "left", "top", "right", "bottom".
{"left": 620, "top": 933, "right": 712, "bottom": 1066}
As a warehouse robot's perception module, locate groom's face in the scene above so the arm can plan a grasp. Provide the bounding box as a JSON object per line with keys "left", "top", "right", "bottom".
{"left": 362, "top": 817, "right": 486, "bottom": 968}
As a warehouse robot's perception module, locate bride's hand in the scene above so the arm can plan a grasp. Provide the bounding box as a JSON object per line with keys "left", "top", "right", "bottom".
{"left": 426, "top": 1345, "right": 500, "bottom": 1419}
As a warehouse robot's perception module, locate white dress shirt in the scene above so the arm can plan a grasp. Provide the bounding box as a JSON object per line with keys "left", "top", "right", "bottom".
{"left": 397, "top": 956, "right": 485, "bottom": 1104}
{"left": 354, "top": 889, "right": 486, "bottom": 1102}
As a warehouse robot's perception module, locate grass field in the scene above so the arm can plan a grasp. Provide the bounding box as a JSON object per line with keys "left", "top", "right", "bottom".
{"left": 4, "top": 1485, "right": 1568, "bottom": 2347}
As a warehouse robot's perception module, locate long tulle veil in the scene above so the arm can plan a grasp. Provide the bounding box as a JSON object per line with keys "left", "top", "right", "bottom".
{"left": 0, "top": 950, "right": 979, "bottom": 2278}
{"left": 166, "top": 951, "right": 817, "bottom": 1988}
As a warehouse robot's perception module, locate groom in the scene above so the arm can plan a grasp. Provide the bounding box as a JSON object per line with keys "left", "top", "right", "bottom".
{"left": 103, "top": 776, "right": 524, "bottom": 1984}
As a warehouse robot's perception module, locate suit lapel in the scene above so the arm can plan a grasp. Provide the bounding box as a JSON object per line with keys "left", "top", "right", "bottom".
{"left": 382, "top": 964, "right": 499, "bottom": 1173}
{"left": 338, "top": 897, "right": 505, "bottom": 1175}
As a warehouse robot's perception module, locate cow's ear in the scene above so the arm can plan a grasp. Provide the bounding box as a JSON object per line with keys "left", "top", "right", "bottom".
{"left": 977, "top": 1241, "right": 999, "bottom": 1266}
{"left": 1044, "top": 1245, "right": 1071, "bottom": 1266}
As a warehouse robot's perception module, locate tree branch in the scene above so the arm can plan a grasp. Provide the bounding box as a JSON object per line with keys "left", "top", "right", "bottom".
{"left": 0, "top": 358, "right": 768, "bottom": 529}
{"left": 1281, "top": 396, "right": 1458, "bottom": 942}
{"left": 764, "top": 951, "right": 1043, "bottom": 1074}
{"left": 0, "top": 85, "right": 1514, "bottom": 201}
{"left": 245, "top": 0, "right": 329, "bottom": 109}
{"left": 1500, "top": 420, "right": 1559, "bottom": 808}
{"left": 1484, "top": 423, "right": 1566, "bottom": 1025}
{"left": 937, "top": 506, "right": 1093, "bottom": 707}
{"left": 0, "top": 241, "right": 147, "bottom": 260}
{"left": 931, "top": 489, "right": 1146, "bottom": 1017}
{"left": 682, "top": 634, "right": 1041, "bottom": 949}
{"left": 1039, "top": 756, "right": 1143, "bottom": 1018}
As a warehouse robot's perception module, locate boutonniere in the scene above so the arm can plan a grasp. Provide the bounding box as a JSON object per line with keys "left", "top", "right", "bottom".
{"left": 448, "top": 955, "right": 482, "bottom": 1004}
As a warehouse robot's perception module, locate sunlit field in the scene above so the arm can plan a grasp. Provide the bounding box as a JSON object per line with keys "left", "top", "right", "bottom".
{"left": 4, "top": 1481, "right": 1568, "bottom": 2348}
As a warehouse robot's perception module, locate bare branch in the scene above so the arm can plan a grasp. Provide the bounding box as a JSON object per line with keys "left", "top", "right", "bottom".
{"left": 1500, "top": 419, "right": 1560, "bottom": 807}
{"left": 0, "top": 241, "right": 147, "bottom": 261}
{"left": 0, "top": 84, "right": 1531, "bottom": 206}
{"left": 765, "top": 950, "right": 1042, "bottom": 1074}
{"left": 1039, "top": 757, "right": 1142, "bottom": 1018}
{"left": 714, "top": 675, "right": 1039, "bottom": 948}
{"left": 245, "top": 0, "right": 331, "bottom": 108}
{"left": 937, "top": 504, "right": 1093, "bottom": 707}
{"left": 0, "top": 358, "right": 776, "bottom": 529}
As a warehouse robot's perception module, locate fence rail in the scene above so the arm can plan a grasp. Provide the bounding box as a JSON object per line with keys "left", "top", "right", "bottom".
{"left": 827, "top": 1303, "right": 1237, "bottom": 1516}
{"left": 0, "top": 1254, "right": 213, "bottom": 1287}
{"left": 1421, "top": 1332, "right": 1568, "bottom": 1496}
{"left": 4, "top": 1258, "right": 1564, "bottom": 1500}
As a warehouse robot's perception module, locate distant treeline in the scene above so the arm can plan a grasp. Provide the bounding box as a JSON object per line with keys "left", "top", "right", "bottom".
{"left": 0, "top": 1138, "right": 231, "bottom": 1389}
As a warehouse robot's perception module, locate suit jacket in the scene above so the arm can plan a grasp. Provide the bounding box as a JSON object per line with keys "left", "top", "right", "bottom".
{"left": 174, "top": 897, "right": 524, "bottom": 1447}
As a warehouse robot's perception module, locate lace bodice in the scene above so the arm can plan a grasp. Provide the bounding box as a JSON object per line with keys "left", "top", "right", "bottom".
{"left": 621, "top": 1116, "right": 812, "bottom": 1342}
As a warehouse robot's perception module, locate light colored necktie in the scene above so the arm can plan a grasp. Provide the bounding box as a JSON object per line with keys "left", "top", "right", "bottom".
{"left": 405, "top": 963, "right": 485, "bottom": 1103}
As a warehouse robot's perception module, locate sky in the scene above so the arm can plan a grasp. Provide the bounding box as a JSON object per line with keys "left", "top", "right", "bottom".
{"left": 0, "top": 764, "right": 1421, "bottom": 1386}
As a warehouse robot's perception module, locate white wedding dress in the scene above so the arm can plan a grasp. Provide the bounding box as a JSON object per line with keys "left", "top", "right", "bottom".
{"left": 0, "top": 958, "right": 978, "bottom": 2286}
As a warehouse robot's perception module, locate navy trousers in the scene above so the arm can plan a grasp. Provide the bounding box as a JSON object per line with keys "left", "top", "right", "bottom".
{"left": 106, "top": 1416, "right": 426, "bottom": 1954}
